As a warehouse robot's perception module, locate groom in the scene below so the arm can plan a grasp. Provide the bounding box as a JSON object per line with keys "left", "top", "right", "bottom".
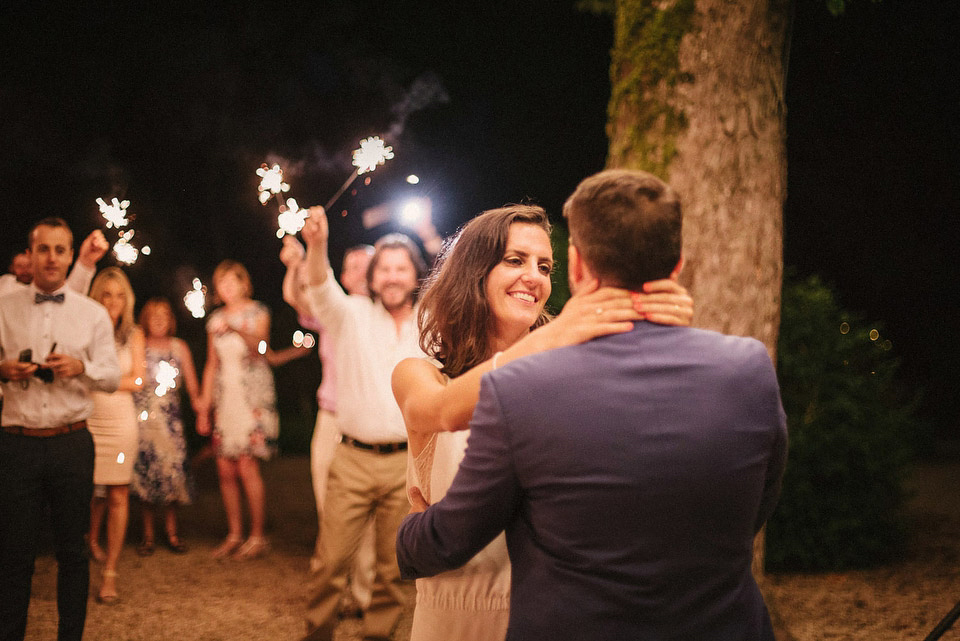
{"left": 396, "top": 169, "right": 788, "bottom": 640}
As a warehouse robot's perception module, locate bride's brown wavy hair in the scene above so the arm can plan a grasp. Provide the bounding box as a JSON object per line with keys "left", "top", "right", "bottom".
{"left": 418, "top": 204, "right": 552, "bottom": 378}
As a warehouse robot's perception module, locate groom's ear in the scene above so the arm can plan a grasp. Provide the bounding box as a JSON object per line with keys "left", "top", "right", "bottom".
{"left": 567, "top": 243, "right": 589, "bottom": 293}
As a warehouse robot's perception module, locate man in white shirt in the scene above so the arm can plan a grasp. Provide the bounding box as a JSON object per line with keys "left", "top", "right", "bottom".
{"left": 280, "top": 238, "right": 376, "bottom": 611}
{"left": 0, "top": 218, "right": 120, "bottom": 641}
{"left": 0, "top": 229, "right": 110, "bottom": 297}
{"left": 299, "top": 206, "right": 427, "bottom": 641}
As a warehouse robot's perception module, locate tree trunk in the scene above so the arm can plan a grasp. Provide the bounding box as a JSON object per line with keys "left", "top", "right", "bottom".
{"left": 607, "top": 0, "right": 790, "bottom": 573}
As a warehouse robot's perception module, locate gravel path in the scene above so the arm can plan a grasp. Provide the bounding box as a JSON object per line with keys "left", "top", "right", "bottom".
{"left": 23, "top": 451, "right": 960, "bottom": 641}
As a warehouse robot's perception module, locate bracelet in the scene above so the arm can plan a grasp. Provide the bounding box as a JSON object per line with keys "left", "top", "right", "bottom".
{"left": 491, "top": 351, "right": 503, "bottom": 369}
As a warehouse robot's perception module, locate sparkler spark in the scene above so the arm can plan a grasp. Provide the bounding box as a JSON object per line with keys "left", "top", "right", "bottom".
{"left": 154, "top": 360, "right": 180, "bottom": 397}
{"left": 276, "top": 197, "right": 308, "bottom": 238}
{"left": 324, "top": 137, "right": 396, "bottom": 211}
{"left": 257, "top": 164, "right": 289, "bottom": 204}
{"left": 113, "top": 230, "right": 139, "bottom": 265}
{"left": 184, "top": 278, "right": 206, "bottom": 318}
{"left": 352, "top": 137, "right": 394, "bottom": 174}
{"left": 97, "top": 197, "right": 131, "bottom": 229}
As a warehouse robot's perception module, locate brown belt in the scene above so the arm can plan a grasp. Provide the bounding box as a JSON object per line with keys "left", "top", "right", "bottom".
{"left": 0, "top": 421, "right": 87, "bottom": 438}
{"left": 341, "top": 436, "right": 407, "bottom": 454}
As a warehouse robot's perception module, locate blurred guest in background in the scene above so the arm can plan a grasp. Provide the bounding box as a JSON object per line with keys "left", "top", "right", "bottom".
{"left": 87, "top": 266, "right": 145, "bottom": 605}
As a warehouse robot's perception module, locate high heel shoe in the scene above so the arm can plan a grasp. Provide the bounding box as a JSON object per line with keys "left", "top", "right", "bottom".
{"left": 95, "top": 569, "right": 120, "bottom": 605}
{"left": 211, "top": 535, "right": 243, "bottom": 559}
{"left": 234, "top": 536, "right": 270, "bottom": 560}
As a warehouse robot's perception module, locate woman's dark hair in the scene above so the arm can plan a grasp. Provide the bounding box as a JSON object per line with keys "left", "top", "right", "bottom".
{"left": 418, "top": 204, "right": 552, "bottom": 377}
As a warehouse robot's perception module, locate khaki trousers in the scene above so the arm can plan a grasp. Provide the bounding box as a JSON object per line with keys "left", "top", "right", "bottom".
{"left": 309, "top": 410, "right": 376, "bottom": 608}
{"left": 305, "top": 442, "right": 408, "bottom": 641}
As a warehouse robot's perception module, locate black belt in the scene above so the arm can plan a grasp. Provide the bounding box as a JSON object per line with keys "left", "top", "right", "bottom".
{"left": 341, "top": 436, "right": 407, "bottom": 454}
{"left": 1, "top": 421, "right": 87, "bottom": 438}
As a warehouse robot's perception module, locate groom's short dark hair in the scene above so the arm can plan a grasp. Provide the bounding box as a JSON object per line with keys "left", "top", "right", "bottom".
{"left": 563, "top": 169, "right": 682, "bottom": 290}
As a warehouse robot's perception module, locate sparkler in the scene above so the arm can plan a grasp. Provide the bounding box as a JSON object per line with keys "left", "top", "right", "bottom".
{"left": 97, "top": 196, "right": 148, "bottom": 265}
{"left": 113, "top": 230, "right": 139, "bottom": 265}
{"left": 184, "top": 278, "right": 206, "bottom": 319}
{"left": 258, "top": 137, "right": 395, "bottom": 237}
{"left": 256, "top": 164, "right": 289, "bottom": 205}
{"left": 97, "top": 197, "right": 131, "bottom": 229}
{"left": 154, "top": 360, "right": 180, "bottom": 397}
{"left": 276, "top": 197, "right": 308, "bottom": 238}
{"left": 324, "top": 137, "right": 394, "bottom": 210}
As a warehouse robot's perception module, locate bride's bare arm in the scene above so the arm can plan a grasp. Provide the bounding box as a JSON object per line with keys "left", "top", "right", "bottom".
{"left": 393, "top": 285, "right": 661, "bottom": 438}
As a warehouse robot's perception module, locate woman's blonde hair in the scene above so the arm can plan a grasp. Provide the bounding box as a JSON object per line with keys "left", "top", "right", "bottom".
{"left": 89, "top": 266, "right": 136, "bottom": 342}
{"left": 212, "top": 260, "right": 253, "bottom": 304}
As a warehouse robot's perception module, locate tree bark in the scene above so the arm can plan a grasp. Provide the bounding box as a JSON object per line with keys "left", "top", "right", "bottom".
{"left": 607, "top": 0, "right": 790, "bottom": 573}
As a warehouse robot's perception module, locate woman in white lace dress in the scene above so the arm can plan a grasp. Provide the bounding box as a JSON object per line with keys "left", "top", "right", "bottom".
{"left": 197, "top": 260, "right": 279, "bottom": 560}
{"left": 392, "top": 204, "right": 694, "bottom": 641}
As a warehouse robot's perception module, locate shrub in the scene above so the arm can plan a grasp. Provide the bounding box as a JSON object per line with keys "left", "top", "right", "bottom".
{"left": 766, "top": 273, "right": 917, "bottom": 571}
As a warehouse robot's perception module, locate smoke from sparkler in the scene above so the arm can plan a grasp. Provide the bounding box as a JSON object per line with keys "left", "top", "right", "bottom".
{"left": 385, "top": 72, "right": 450, "bottom": 141}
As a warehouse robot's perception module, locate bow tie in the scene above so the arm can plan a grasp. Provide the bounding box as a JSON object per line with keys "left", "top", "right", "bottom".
{"left": 35, "top": 292, "right": 65, "bottom": 304}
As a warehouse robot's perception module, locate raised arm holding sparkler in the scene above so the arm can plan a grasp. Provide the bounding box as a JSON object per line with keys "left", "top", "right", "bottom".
{"left": 259, "top": 137, "right": 395, "bottom": 239}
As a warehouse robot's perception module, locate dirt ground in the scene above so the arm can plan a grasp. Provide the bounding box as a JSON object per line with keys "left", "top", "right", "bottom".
{"left": 23, "top": 450, "right": 960, "bottom": 641}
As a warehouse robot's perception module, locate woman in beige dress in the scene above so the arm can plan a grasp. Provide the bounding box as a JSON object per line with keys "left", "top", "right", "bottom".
{"left": 392, "top": 205, "right": 693, "bottom": 641}
{"left": 87, "top": 267, "right": 146, "bottom": 604}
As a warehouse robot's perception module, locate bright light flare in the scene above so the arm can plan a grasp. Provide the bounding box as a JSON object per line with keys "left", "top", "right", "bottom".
{"left": 400, "top": 199, "right": 427, "bottom": 226}
{"left": 406, "top": 174, "right": 420, "bottom": 184}
{"left": 97, "top": 197, "right": 131, "bottom": 229}
{"left": 257, "top": 340, "right": 267, "bottom": 355}
{"left": 154, "top": 360, "right": 180, "bottom": 397}
{"left": 184, "top": 278, "right": 206, "bottom": 319}
{"left": 352, "top": 137, "right": 394, "bottom": 174}
{"left": 276, "top": 197, "right": 309, "bottom": 238}
{"left": 257, "top": 164, "right": 290, "bottom": 203}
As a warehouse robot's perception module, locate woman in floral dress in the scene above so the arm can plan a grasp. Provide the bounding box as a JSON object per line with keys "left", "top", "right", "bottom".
{"left": 132, "top": 298, "right": 200, "bottom": 555}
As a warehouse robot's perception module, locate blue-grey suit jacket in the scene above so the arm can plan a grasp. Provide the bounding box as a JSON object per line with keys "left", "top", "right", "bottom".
{"left": 396, "top": 323, "right": 787, "bottom": 640}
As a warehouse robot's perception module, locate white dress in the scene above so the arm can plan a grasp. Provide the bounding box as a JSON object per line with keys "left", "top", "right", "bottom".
{"left": 88, "top": 339, "right": 138, "bottom": 485}
{"left": 207, "top": 303, "right": 278, "bottom": 460}
{"left": 407, "top": 427, "right": 511, "bottom": 641}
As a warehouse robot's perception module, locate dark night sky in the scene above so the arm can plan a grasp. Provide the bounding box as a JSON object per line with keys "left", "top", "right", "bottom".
{"left": 1, "top": 1, "right": 957, "bottom": 436}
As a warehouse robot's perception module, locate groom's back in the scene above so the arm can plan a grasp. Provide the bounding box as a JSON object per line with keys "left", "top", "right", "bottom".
{"left": 487, "top": 322, "right": 786, "bottom": 640}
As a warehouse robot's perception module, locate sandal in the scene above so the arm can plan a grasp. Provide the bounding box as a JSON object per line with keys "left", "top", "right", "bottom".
{"left": 164, "top": 534, "right": 188, "bottom": 554}
{"left": 211, "top": 535, "right": 243, "bottom": 559}
{"left": 96, "top": 569, "right": 120, "bottom": 605}
{"left": 234, "top": 536, "right": 270, "bottom": 560}
{"left": 136, "top": 538, "right": 155, "bottom": 557}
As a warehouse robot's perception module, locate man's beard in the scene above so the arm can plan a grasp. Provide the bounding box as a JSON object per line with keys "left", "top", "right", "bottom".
{"left": 378, "top": 286, "right": 414, "bottom": 312}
